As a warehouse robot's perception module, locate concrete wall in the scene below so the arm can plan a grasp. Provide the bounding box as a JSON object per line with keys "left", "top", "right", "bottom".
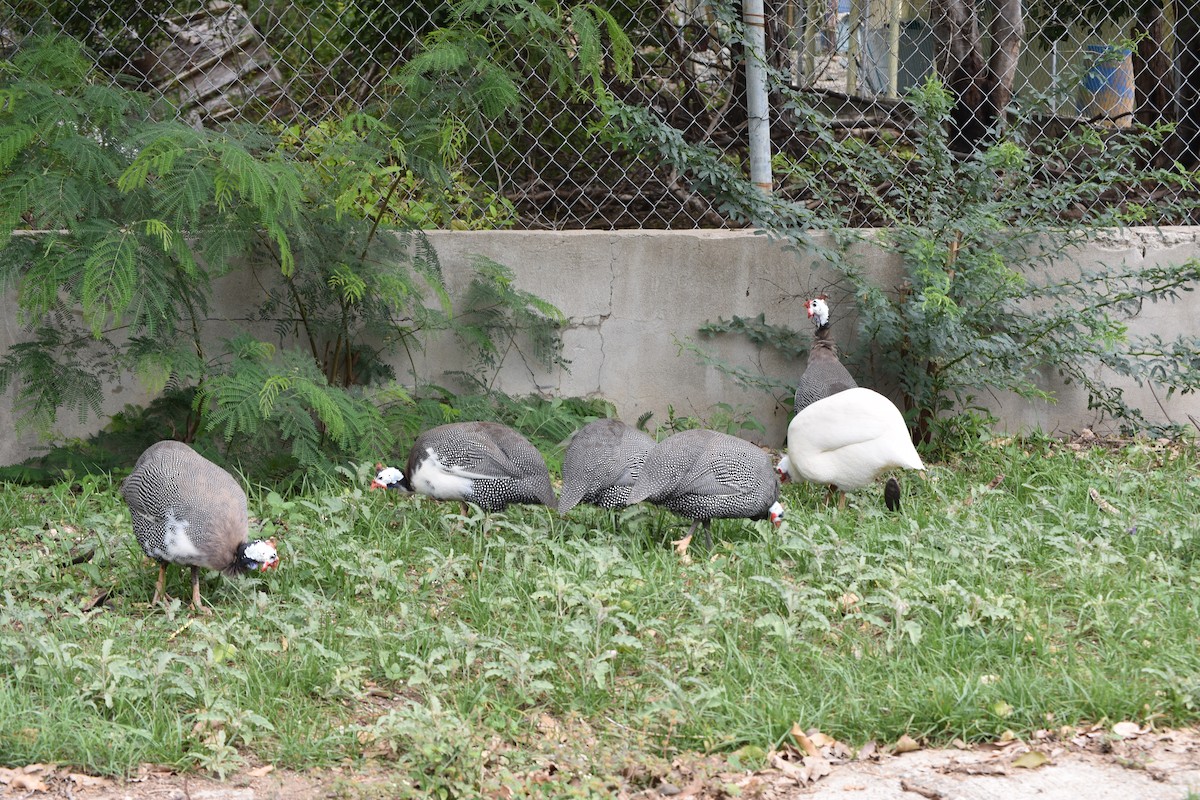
{"left": 3, "top": 228, "right": 1199, "bottom": 465}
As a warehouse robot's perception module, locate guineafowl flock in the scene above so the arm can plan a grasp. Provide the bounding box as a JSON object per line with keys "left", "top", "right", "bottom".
{"left": 121, "top": 295, "right": 923, "bottom": 609}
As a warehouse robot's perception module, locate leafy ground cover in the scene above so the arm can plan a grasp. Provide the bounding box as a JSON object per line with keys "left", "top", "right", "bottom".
{"left": 1, "top": 434, "right": 1198, "bottom": 797}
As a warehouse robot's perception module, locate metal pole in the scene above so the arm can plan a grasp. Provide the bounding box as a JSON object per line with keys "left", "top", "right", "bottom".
{"left": 743, "top": 0, "right": 774, "bottom": 193}
{"left": 886, "top": 0, "right": 900, "bottom": 98}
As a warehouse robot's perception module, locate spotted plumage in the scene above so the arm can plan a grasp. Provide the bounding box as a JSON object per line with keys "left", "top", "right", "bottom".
{"left": 121, "top": 440, "right": 278, "bottom": 611}
{"left": 380, "top": 421, "right": 556, "bottom": 512}
{"left": 625, "top": 429, "right": 784, "bottom": 550}
{"left": 557, "top": 419, "right": 656, "bottom": 514}
{"left": 794, "top": 296, "right": 857, "bottom": 416}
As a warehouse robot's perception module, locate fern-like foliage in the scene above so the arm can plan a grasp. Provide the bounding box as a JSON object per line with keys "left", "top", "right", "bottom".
{"left": 389, "top": 0, "right": 634, "bottom": 174}
{"left": 0, "top": 324, "right": 110, "bottom": 435}
{"left": 0, "top": 36, "right": 569, "bottom": 480}
{"left": 198, "top": 335, "right": 393, "bottom": 476}
{"left": 454, "top": 256, "right": 568, "bottom": 390}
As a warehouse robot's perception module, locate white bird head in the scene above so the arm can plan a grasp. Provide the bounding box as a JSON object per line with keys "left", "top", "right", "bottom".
{"left": 370, "top": 466, "right": 407, "bottom": 491}
{"left": 243, "top": 538, "right": 279, "bottom": 571}
{"left": 806, "top": 296, "right": 830, "bottom": 327}
{"left": 767, "top": 501, "right": 785, "bottom": 527}
{"left": 775, "top": 455, "right": 791, "bottom": 483}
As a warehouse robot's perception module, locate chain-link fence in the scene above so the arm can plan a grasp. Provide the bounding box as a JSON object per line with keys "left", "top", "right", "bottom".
{"left": 4, "top": 0, "right": 1198, "bottom": 229}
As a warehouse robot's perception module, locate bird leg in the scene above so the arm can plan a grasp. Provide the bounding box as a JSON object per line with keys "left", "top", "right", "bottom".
{"left": 672, "top": 519, "right": 700, "bottom": 558}
{"left": 884, "top": 476, "right": 902, "bottom": 512}
{"left": 151, "top": 562, "right": 170, "bottom": 605}
{"left": 190, "top": 566, "right": 212, "bottom": 615}
{"left": 702, "top": 520, "right": 713, "bottom": 550}
{"left": 837, "top": 491, "right": 847, "bottom": 510}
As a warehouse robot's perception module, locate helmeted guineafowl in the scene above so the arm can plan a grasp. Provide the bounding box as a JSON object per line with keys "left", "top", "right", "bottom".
{"left": 372, "top": 421, "right": 556, "bottom": 512}
{"left": 625, "top": 429, "right": 784, "bottom": 553}
{"left": 781, "top": 387, "right": 924, "bottom": 509}
{"left": 121, "top": 440, "right": 279, "bottom": 611}
{"left": 794, "top": 296, "right": 858, "bottom": 416}
{"left": 557, "top": 418, "right": 656, "bottom": 514}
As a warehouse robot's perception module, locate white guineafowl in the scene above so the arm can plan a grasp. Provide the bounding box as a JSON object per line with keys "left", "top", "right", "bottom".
{"left": 794, "top": 296, "right": 857, "bottom": 416}
{"left": 626, "top": 429, "right": 784, "bottom": 554}
{"left": 121, "top": 441, "right": 278, "bottom": 611}
{"left": 371, "top": 421, "right": 556, "bottom": 512}
{"left": 557, "top": 419, "right": 656, "bottom": 514}
{"left": 781, "top": 387, "right": 924, "bottom": 509}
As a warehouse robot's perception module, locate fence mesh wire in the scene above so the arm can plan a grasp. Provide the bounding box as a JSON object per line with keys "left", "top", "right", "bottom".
{"left": 4, "top": 0, "right": 1198, "bottom": 229}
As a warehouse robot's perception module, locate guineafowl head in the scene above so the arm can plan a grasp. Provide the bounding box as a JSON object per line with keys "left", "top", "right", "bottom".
{"left": 806, "top": 296, "right": 830, "bottom": 327}
{"left": 370, "top": 465, "right": 410, "bottom": 491}
{"left": 767, "top": 501, "right": 785, "bottom": 526}
{"left": 237, "top": 539, "right": 279, "bottom": 572}
{"left": 775, "top": 455, "right": 791, "bottom": 483}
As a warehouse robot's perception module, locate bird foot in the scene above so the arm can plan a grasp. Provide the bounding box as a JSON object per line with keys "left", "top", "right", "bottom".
{"left": 190, "top": 581, "right": 212, "bottom": 615}
{"left": 672, "top": 533, "right": 693, "bottom": 560}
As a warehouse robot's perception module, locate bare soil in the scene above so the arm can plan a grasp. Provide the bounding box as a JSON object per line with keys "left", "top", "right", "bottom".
{"left": 4, "top": 726, "right": 1198, "bottom": 800}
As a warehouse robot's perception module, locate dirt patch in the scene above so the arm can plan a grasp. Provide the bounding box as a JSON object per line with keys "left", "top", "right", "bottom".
{"left": 4, "top": 728, "right": 1198, "bottom": 799}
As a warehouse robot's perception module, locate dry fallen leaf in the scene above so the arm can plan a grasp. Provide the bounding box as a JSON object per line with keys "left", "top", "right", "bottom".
{"left": 1112, "top": 721, "right": 1144, "bottom": 738}
{"left": 893, "top": 734, "right": 921, "bottom": 754}
{"left": 856, "top": 741, "right": 878, "bottom": 760}
{"left": 826, "top": 740, "right": 854, "bottom": 761}
{"left": 809, "top": 731, "right": 836, "bottom": 749}
{"left": 248, "top": 765, "right": 275, "bottom": 777}
{"left": 68, "top": 774, "right": 112, "bottom": 789}
{"left": 803, "top": 755, "right": 832, "bottom": 781}
{"left": 770, "top": 752, "right": 810, "bottom": 784}
{"left": 1012, "top": 750, "right": 1051, "bottom": 769}
{"left": 790, "top": 724, "right": 820, "bottom": 757}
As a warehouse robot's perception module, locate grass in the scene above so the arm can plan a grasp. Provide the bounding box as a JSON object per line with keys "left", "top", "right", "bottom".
{"left": 1, "top": 434, "right": 1199, "bottom": 794}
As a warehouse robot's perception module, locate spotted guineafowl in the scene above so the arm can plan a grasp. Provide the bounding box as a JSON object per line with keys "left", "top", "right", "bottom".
{"left": 780, "top": 387, "right": 924, "bottom": 509}
{"left": 557, "top": 419, "right": 656, "bottom": 514}
{"left": 121, "top": 441, "right": 278, "bottom": 611}
{"left": 625, "top": 429, "right": 784, "bottom": 553}
{"left": 372, "top": 421, "right": 556, "bottom": 512}
{"left": 794, "top": 296, "right": 857, "bottom": 417}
